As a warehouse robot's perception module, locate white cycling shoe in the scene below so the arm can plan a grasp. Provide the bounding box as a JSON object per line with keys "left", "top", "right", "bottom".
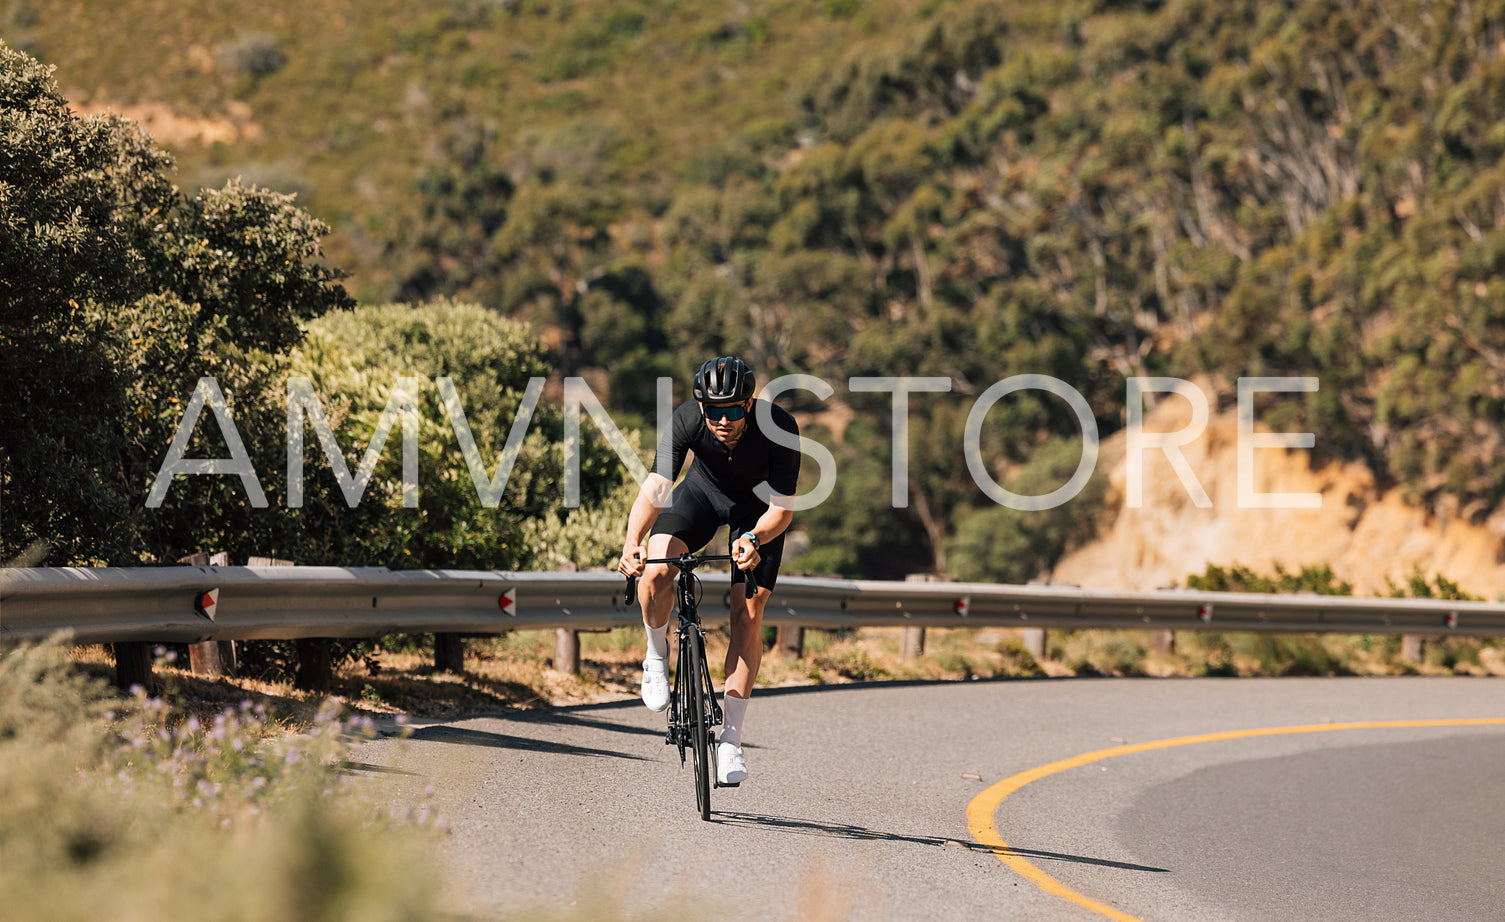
{"left": 717, "top": 741, "right": 747, "bottom": 785}
{"left": 641, "top": 659, "right": 669, "bottom": 712}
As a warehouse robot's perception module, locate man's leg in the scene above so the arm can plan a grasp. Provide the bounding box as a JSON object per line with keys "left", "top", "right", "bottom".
{"left": 723, "top": 581, "right": 767, "bottom": 699}
{"left": 638, "top": 532, "right": 686, "bottom": 711}
{"left": 639, "top": 532, "right": 687, "bottom": 633}
{"left": 718, "top": 581, "right": 768, "bottom": 783}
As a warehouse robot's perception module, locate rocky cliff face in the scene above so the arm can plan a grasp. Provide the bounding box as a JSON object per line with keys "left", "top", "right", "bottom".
{"left": 1050, "top": 388, "right": 1505, "bottom": 599}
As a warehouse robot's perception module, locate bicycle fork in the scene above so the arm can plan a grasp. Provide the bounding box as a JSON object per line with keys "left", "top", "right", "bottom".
{"left": 665, "top": 621, "right": 723, "bottom": 750}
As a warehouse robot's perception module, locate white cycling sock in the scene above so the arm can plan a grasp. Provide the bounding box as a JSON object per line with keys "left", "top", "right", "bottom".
{"left": 643, "top": 618, "right": 669, "bottom": 661}
{"left": 720, "top": 692, "right": 749, "bottom": 747}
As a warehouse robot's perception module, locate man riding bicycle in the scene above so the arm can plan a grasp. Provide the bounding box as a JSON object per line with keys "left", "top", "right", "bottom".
{"left": 617, "top": 356, "right": 800, "bottom": 786}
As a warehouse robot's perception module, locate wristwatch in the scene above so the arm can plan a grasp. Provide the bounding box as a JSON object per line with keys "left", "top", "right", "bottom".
{"left": 741, "top": 531, "right": 760, "bottom": 550}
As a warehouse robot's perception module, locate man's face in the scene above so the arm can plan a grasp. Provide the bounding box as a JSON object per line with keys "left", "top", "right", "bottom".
{"left": 701, "top": 398, "right": 752, "bottom": 445}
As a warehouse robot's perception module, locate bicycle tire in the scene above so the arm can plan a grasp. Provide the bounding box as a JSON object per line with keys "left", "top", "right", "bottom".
{"left": 672, "top": 635, "right": 689, "bottom": 766}
{"left": 686, "top": 627, "right": 712, "bottom": 821}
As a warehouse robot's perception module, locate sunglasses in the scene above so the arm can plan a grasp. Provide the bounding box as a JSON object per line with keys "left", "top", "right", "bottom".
{"left": 702, "top": 403, "right": 746, "bottom": 422}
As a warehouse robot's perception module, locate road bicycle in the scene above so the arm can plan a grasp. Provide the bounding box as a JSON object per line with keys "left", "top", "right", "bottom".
{"left": 624, "top": 551, "right": 756, "bottom": 821}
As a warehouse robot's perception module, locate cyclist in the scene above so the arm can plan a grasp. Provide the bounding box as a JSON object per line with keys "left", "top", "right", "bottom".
{"left": 617, "top": 356, "right": 800, "bottom": 785}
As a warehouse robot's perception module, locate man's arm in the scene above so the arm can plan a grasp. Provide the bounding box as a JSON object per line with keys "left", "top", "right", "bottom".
{"left": 618, "top": 472, "right": 673, "bottom": 577}
{"left": 621, "top": 401, "right": 698, "bottom": 577}
{"left": 732, "top": 499, "right": 794, "bottom": 573}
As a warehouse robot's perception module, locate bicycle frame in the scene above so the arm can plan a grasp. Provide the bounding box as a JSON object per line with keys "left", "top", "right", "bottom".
{"left": 666, "top": 560, "right": 724, "bottom": 747}
{"left": 624, "top": 552, "right": 756, "bottom": 818}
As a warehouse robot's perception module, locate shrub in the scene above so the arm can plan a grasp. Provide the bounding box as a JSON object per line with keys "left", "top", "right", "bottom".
{"left": 1052, "top": 630, "right": 1147, "bottom": 676}
{"left": 0, "top": 640, "right": 440, "bottom": 921}
{"left": 813, "top": 647, "right": 887, "bottom": 681}
{"left": 995, "top": 637, "right": 1043, "bottom": 677}
{"left": 1229, "top": 634, "right": 1339, "bottom": 676}
{"left": 219, "top": 33, "right": 287, "bottom": 78}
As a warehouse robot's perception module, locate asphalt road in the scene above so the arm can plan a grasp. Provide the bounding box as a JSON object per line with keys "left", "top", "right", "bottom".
{"left": 350, "top": 676, "right": 1505, "bottom": 921}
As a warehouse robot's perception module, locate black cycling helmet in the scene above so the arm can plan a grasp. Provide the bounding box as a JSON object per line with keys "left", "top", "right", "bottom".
{"left": 693, "top": 356, "right": 756, "bottom": 402}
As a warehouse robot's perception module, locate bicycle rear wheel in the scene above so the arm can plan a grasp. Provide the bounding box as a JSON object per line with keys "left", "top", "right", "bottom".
{"left": 686, "top": 627, "right": 712, "bottom": 821}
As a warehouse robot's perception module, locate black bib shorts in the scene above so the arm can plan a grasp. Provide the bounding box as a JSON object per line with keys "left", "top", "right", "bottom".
{"left": 646, "top": 399, "right": 802, "bottom": 592}
{"left": 650, "top": 475, "right": 787, "bottom": 591}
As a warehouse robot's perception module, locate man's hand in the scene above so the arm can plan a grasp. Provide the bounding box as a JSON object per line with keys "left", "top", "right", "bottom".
{"left": 618, "top": 546, "right": 646, "bottom": 578}
{"left": 732, "top": 533, "right": 761, "bottom": 571}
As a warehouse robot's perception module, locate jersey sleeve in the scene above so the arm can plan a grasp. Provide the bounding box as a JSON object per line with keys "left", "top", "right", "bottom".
{"left": 649, "top": 400, "right": 701, "bottom": 482}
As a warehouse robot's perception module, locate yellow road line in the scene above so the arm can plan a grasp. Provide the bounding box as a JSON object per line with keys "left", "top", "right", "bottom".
{"left": 966, "top": 718, "right": 1505, "bottom": 921}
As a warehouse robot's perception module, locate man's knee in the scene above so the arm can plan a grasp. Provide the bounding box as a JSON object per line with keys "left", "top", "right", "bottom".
{"left": 731, "top": 589, "right": 767, "bottom": 627}
{"left": 644, "top": 562, "right": 676, "bottom": 589}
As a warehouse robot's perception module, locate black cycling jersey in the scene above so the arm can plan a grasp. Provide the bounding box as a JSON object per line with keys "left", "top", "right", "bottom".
{"left": 650, "top": 399, "right": 801, "bottom": 501}
{"left": 647, "top": 399, "right": 801, "bottom": 591}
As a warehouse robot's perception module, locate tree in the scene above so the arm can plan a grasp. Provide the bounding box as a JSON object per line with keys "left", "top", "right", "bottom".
{"left": 0, "top": 46, "right": 162, "bottom": 564}
{"left": 945, "top": 437, "right": 1107, "bottom": 584}
{"left": 0, "top": 42, "right": 354, "bottom": 565}
{"left": 383, "top": 108, "right": 515, "bottom": 306}
{"left": 282, "top": 299, "right": 632, "bottom": 569}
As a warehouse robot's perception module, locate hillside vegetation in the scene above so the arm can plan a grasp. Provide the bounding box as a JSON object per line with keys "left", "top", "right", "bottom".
{"left": 8, "top": 0, "right": 1505, "bottom": 581}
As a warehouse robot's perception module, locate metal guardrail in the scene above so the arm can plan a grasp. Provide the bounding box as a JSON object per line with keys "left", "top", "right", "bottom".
{"left": 818, "top": 579, "right": 1503, "bottom": 635}
{"left": 3, "top": 565, "right": 1503, "bottom": 646}
{"left": 0, "top": 567, "right": 630, "bottom": 644}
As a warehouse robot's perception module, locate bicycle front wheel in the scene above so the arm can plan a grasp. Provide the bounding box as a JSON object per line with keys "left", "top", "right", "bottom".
{"left": 686, "top": 627, "right": 712, "bottom": 821}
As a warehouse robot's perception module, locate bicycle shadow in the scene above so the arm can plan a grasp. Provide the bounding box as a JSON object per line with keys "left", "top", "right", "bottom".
{"left": 711, "top": 812, "right": 1167, "bottom": 872}
{"left": 510, "top": 706, "right": 667, "bottom": 741}
{"left": 408, "top": 725, "right": 650, "bottom": 762}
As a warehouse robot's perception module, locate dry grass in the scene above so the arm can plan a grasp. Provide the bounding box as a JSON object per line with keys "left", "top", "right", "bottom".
{"left": 1, "top": 642, "right": 442, "bottom": 922}
{"left": 68, "top": 626, "right": 1505, "bottom": 732}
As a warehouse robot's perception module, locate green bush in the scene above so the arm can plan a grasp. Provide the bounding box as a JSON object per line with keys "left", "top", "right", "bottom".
{"left": 1179, "top": 632, "right": 1238, "bottom": 677}
{"left": 995, "top": 637, "right": 1043, "bottom": 677}
{"left": 1229, "top": 634, "right": 1340, "bottom": 677}
{"left": 0, "top": 640, "right": 440, "bottom": 921}
{"left": 946, "top": 437, "right": 1108, "bottom": 584}
{"left": 1386, "top": 567, "right": 1482, "bottom": 601}
{"left": 1052, "top": 630, "right": 1146, "bottom": 677}
{"left": 218, "top": 32, "right": 287, "bottom": 78}
{"left": 1184, "top": 563, "right": 1354, "bottom": 595}
{"left": 0, "top": 42, "right": 354, "bottom": 567}
{"left": 285, "top": 299, "right": 633, "bottom": 570}
{"left": 934, "top": 651, "right": 978, "bottom": 678}
{"left": 812, "top": 647, "right": 888, "bottom": 682}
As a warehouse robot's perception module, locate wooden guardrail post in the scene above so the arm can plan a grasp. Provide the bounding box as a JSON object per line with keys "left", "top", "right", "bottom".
{"left": 776, "top": 625, "right": 804, "bottom": 658}
{"left": 1151, "top": 630, "right": 1175, "bottom": 655}
{"left": 434, "top": 633, "right": 465, "bottom": 673}
{"left": 900, "top": 626, "right": 925, "bottom": 660}
{"left": 1400, "top": 634, "right": 1424, "bottom": 664}
{"left": 247, "top": 556, "right": 332, "bottom": 691}
{"left": 188, "top": 635, "right": 231, "bottom": 676}
{"left": 179, "top": 551, "right": 235, "bottom": 676}
{"left": 553, "top": 628, "right": 580, "bottom": 674}
{"left": 901, "top": 573, "right": 937, "bottom": 661}
{"left": 112, "top": 642, "right": 154, "bottom": 692}
{"left": 551, "top": 562, "right": 581, "bottom": 673}
{"left": 295, "top": 638, "right": 332, "bottom": 691}
{"left": 1022, "top": 627, "right": 1047, "bottom": 661}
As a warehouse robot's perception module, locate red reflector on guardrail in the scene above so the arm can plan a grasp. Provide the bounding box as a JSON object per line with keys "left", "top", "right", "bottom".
{"left": 953, "top": 597, "right": 970, "bottom": 617}
{"left": 1197, "top": 603, "right": 1213, "bottom": 623}
{"left": 1445, "top": 611, "right": 1458, "bottom": 630}
{"left": 499, "top": 588, "right": 517, "bottom": 615}
{"left": 194, "top": 588, "right": 219, "bottom": 621}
